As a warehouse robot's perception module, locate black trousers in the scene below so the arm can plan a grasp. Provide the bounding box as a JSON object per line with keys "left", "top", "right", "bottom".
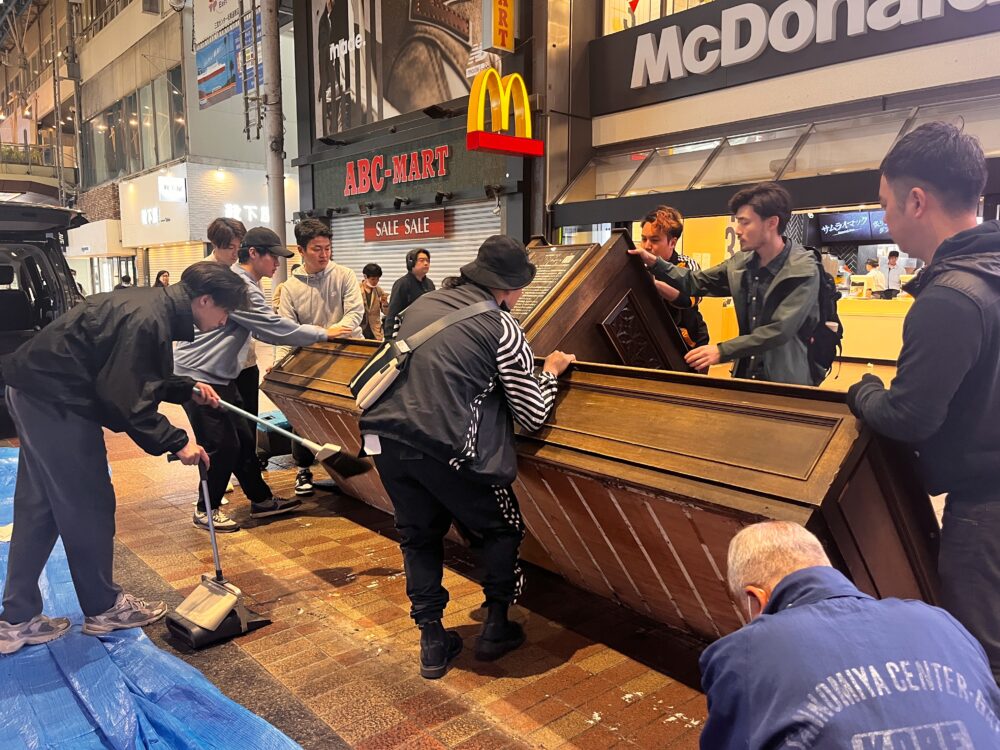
{"left": 373, "top": 438, "right": 524, "bottom": 625}
{"left": 939, "top": 495, "right": 1000, "bottom": 683}
{"left": 234, "top": 365, "right": 259, "bottom": 417}
{"left": 183, "top": 381, "right": 272, "bottom": 512}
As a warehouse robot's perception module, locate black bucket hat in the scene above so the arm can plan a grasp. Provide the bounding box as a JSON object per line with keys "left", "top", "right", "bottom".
{"left": 460, "top": 235, "right": 536, "bottom": 291}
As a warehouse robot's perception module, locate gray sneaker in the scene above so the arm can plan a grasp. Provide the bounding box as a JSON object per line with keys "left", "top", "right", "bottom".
{"left": 82, "top": 592, "right": 167, "bottom": 635}
{"left": 250, "top": 495, "right": 302, "bottom": 519}
{"left": 0, "top": 614, "right": 71, "bottom": 655}
{"left": 193, "top": 509, "right": 241, "bottom": 533}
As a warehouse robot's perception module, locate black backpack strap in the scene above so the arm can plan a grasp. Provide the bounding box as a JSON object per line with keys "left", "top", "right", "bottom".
{"left": 397, "top": 299, "right": 498, "bottom": 354}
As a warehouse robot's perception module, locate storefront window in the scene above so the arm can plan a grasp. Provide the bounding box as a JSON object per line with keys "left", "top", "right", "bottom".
{"left": 123, "top": 92, "right": 141, "bottom": 174}
{"left": 81, "top": 66, "right": 187, "bottom": 188}
{"left": 603, "top": 0, "right": 708, "bottom": 36}
{"left": 169, "top": 67, "right": 186, "bottom": 159}
{"left": 139, "top": 83, "right": 156, "bottom": 170}
{"left": 153, "top": 75, "right": 173, "bottom": 163}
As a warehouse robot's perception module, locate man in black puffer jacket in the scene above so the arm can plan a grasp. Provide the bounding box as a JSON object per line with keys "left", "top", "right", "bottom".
{"left": 360, "top": 236, "right": 575, "bottom": 680}
{"left": 848, "top": 122, "right": 1000, "bottom": 682}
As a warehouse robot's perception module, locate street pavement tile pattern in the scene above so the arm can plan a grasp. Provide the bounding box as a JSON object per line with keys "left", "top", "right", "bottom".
{"left": 2, "top": 411, "right": 707, "bottom": 749}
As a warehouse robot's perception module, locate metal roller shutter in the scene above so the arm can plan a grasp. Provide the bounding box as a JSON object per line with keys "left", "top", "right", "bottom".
{"left": 145, "top": 243, "right": 206, "bottom": 288}
{"left": 328, "top": 201, "right": 501, "bottom": 289}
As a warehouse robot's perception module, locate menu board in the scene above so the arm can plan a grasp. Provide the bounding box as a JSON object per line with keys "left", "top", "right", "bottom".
{"left": 817, "top": 211, "right": 872, "bottom": 242}
{"left": 510, "top": 246, "right": 589, "bottom": 322}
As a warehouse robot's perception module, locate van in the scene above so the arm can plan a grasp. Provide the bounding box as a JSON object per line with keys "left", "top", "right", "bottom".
{"left": 0, "top": 202, "right": 87, "bottom": 427}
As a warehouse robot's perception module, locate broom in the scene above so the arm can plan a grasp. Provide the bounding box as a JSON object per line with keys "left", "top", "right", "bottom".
{"left": 195, "top": 386, "right": 372, "bottom": 478}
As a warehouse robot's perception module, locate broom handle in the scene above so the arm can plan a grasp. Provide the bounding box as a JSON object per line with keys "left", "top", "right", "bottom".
{"left": 167, "top": 454, "right": 225, "bottom": 582}
{"left": 193, "top": 386, "right": 328, "bottom": 455}
{"left": 198, "top": 461, "right": 225, "bottom": 582}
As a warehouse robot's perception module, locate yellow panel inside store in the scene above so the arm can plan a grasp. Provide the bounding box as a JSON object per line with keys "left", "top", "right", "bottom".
{"left": 630, "top": 215, "right": 911, "bottom": 364}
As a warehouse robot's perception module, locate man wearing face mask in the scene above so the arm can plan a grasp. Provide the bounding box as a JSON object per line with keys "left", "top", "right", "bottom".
{"left": 360, "top": 235, "right": 575, "bottom": 680}
{"left": 0, "top": 263, "right": 243, "bottom": 653}
{"left": 699, "top": 522, "right": 1000, "bottom": 749}
{"left": 629, "top": 183, "right": 820, "bottom": 385}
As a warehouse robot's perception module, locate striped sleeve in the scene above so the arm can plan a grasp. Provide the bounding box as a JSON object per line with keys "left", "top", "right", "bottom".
{"left": 496, "top": 312, "right": 558, "bottom": 432}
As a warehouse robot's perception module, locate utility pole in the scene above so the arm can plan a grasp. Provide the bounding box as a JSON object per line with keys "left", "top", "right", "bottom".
{"left": 260, "top": 0, "right": 287, "bottom": 282}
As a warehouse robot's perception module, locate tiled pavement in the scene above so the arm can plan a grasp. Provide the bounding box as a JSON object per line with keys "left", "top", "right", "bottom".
{"left": 1, "top": 401, "right": 709, "bottom": 749}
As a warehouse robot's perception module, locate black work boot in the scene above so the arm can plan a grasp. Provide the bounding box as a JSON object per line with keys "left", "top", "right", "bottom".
{"left": 419, "top": 620, "right": 463, "bottom": 679}
{"left": 475, "top": 601, "right": 525, "bottom": 662}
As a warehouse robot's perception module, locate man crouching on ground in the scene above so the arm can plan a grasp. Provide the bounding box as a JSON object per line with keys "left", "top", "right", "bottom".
{"left": 360, "top": 235, "right": 575, "bottom": 679}
{"left": 0, "top": 262, "right": 244, "bottom": 654}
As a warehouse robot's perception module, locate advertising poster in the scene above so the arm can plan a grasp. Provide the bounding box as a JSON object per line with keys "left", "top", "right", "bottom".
{"left": 196, "top": 33, "right": 240, "bottom": 109}
{"left": 196, "top": 12, "right": 263, "bottom": 110}
{"left": 312, "top": 0, "right": 500, "bottom": 138}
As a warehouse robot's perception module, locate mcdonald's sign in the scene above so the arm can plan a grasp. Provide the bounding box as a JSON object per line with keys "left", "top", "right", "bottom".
{"left": 466, "top": 68, "right": 544, "bottom": 158}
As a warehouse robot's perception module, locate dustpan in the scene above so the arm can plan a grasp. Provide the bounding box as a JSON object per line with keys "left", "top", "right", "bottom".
{"left": 165, "top": 457, "right": 270, "bottom": 649}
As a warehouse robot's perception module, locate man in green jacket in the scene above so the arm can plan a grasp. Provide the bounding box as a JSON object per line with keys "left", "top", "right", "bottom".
{"left": 629, "top": 182, "right": 820, "bottom": 385}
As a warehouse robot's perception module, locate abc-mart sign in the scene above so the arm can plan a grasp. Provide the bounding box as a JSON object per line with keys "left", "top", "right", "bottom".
{"left": 592, "top": 0, "right": 1000, "bottom": 115}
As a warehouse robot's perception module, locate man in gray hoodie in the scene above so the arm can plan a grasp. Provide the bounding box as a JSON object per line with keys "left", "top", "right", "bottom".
{"left": 175, "top": 226, "right": 343, "bottom": 533}
{"left": 277, "top": 218, "right": 363, "bottom": 495}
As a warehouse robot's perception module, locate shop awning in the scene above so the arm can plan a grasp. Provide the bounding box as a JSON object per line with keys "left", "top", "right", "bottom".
{"left": 554, "top": 92, "right": 1000, "bottom": 221}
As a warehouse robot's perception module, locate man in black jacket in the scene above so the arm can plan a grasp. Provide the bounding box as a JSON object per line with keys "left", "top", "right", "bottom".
{"left": 0, "top": 262, "right": 246, "bottom": 655}
{"left": 385, "top": 248, "right": 434, "bottom": 336}
{"left": 630, "top": 183, "right": 820, "bottom": 385}
{"left": 847, "top": 122, "right": 1000, "bottom": 681}
{"left": 360, "top": 236, "right": 575, "bottom": 679}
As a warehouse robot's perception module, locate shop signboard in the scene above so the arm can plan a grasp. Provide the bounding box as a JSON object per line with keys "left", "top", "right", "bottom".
{"left": 466, "top": 68, "right": 543, "bottom": 157}
{"left": 363, "top": 208, "right": 446, "bottom": 242}
{"left": 342, "top": 145, "right": 452, "bottom": 197}
{"left": 158, "top": 176, "right": 187, "bottom": 203}
{"left": 590, "top": 0, "right": 1000, "bottom": 116}
{"left": 312, "top": 129, "right": 512, "bottom": 212}
{"left": 483, "top": 0, "right": 516, "bottom": 53}
{"left": 312, "top": 0, "right": 489, "bottom": 138}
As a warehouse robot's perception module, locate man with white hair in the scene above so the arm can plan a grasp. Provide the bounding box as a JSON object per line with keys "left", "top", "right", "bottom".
{"left": 699, "top": 521, "right": 1000, "bottom": 749}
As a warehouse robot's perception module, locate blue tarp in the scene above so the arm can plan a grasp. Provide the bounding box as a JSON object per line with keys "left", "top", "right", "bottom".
{"left": 0, "top": 448, "right": 301, "bottom": 749}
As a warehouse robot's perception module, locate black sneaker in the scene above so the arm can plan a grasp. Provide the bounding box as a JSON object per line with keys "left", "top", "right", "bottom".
{"left": 295, "top": 468, "right": 314, "bottom": 496}
{"left": 249, "top": 495, "right": 302, "bottom": 519}
{"left": 419, "top": 620, "right": 463, "bottom": 679}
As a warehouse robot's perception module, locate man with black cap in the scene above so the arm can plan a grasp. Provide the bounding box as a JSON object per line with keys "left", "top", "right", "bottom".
{"left": 174, "top": 227, "right": 345, "bottom": 533}
{"left": 359, "top": 235, "right": 576, "bottom": 679}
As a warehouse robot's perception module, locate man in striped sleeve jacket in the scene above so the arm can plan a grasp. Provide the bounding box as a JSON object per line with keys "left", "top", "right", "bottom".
{"left": 359, "top": 235, "right": 575, "bottom": 680}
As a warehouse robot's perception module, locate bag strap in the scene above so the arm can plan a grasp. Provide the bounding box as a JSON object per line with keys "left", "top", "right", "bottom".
{"left": 397, "top": 299, "right": 498, "bottom": 353}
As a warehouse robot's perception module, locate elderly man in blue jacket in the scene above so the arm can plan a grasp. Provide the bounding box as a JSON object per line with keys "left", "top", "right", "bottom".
{"left": 699, "top": 521, "right": 1000, "bottom": 749}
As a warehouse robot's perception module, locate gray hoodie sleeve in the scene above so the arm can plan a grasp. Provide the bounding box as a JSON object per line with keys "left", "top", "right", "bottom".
{"left": 230, "top": 281, "right": 328, "bottom": 347}
{"left": 335, "top": 267, "right": 364, "bottom": 331}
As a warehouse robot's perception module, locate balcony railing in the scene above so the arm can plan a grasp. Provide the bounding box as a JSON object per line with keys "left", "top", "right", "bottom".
{"left": 0, "top": 143, "right": 78, "bottom": 179}
{"left": 80, "top": 0, "right": 137, "bottom": 42}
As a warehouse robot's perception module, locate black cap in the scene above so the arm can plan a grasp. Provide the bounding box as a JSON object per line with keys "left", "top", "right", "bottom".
{"left": 242, "top": 226, "right": 295, "bottom": 258}
{"left": 460, "top": 235, "right": 536, "bottom": 291}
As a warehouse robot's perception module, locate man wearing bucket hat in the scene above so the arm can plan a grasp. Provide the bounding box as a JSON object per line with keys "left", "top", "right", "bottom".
{"left": 360, "top": 235, "right": 576, "bottom": 679}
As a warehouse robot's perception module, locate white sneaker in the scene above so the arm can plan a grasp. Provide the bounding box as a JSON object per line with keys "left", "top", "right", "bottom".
{"left": 193, "top": 509, "right": 241, "bottom": 533}
{"left": 82, "top": 592, "right": 167, "bottom": 635}
{"left": 0, "top": 614, "right": 71, "bottom": 654}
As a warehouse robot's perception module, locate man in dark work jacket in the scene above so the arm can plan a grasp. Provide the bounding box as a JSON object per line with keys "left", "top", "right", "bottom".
{"left": 848, "top": 122, "right": 1000, "bottom": 682}
{"left": 700, "top": 521, "right": 1000, "bottom": 749}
